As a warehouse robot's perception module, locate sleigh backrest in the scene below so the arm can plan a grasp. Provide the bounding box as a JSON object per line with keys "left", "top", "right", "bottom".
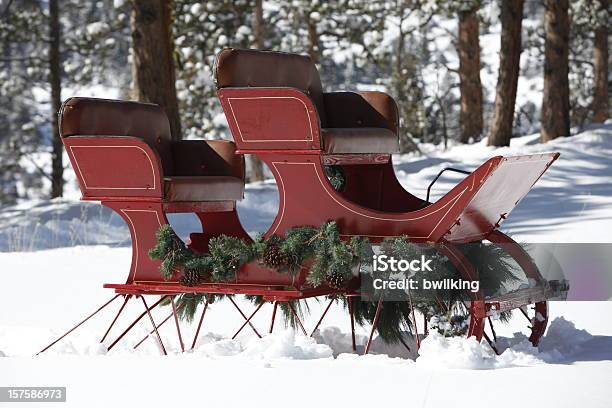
{"left": 215, "top": 48, "right": 327, "bottom": 124}
{"left": 59, "top": 97, "right": 174, "bottom": 175}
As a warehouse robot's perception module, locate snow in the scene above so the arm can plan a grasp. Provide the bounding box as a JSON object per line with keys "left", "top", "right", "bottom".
{"left": 1, "top": 125, "right": 612, "bottom": 406}
{"left": 417, "top": 331, "right": 531, "bottom": 369}
{"left": 240, "top": 330, "right": 333, "bottom": 360}
{"left": 416, "top": 317, "right": 604, "bottom": 370}
{"left": 85, "top": 22, "right": 108, "bottom": 37}
{"left": 537, "top": 317, "right": 594, "bottom": 359}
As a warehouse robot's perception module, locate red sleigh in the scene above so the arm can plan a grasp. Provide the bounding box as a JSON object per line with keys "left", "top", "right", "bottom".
{"left": 40, "top": 49, "right": 567, "bottom": 356}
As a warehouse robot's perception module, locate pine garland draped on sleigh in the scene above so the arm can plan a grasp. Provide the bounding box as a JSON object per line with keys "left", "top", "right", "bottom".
{"left": 149, "top": 222, "right": 519, "bottom": 344}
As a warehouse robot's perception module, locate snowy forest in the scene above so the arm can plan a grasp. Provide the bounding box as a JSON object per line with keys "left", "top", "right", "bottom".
{"left": 2, "top": 3, "right": 612, "bottom": 403}
{"left": 0, "top": 0, "right": 609, "bottom": 204}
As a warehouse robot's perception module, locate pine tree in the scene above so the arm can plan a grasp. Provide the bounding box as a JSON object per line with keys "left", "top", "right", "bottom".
{"left": 172, "top": 0, "right": 255, "bottom": 140}
{"left": 457, "top": 1, "right": 484, "bottom": 144}
{"left": 541, "top": 0, "right": 570, "bottom": 142}
{"left": 130, "top": 0, "right": 182, "bottom": 140}
{"left": 0, "top": 0, "right": 128, "bottom": 204}
{"left": 48, "top": 0, "right": 63, "bottom": 198}
{"left": 566, "top": 0, "right": 606, "bottom": 129}
{"left": 0, "top": 1, "right": 44, "bottom": 204}
{"left": 591, "top": 0, "right": 608, "bottom": 123}
{"left": 488, "top": 0, "right": 524, "bottom": 147}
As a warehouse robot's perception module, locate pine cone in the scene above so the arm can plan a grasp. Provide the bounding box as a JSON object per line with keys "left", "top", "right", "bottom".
{"left": 180, "top": 269, "right": 202, "bottom": 287}
{"left": 262, "top": 244, "right": 289, "bottom": 269}
{"left": 326, "top": 272, "right": 346, "bottom": 290}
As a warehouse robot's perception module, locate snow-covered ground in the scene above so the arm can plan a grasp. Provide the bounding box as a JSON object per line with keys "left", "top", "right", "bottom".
{"left": 1, "top": 124, "right": 612, "bottom": 407}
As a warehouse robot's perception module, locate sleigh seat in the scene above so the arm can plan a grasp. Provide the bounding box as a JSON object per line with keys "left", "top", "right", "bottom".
{"left": 215, "top": 48, "right": 400, "bottom": 160}
{"left": 60, "top": 97, "right": 251, "bottom": 284}
{"left": 60, "top": 97, "right": 245, "bottom": 203}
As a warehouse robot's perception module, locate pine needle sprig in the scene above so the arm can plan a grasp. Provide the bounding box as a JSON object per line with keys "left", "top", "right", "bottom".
{"left": 208, "top": 235, "right": 256, "bottom": 281}
{"left": 148, "top": 225, "right": 191, "bottom": 280}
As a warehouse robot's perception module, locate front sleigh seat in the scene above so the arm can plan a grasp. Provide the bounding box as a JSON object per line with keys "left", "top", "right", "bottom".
{"left": 59, "top": 97, "right": 245, "bottom": 203}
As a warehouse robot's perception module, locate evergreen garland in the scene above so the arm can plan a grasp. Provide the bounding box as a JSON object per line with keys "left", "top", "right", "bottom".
{"left": 149, "top": 225, "right": 191, "bottom": 279}
{"left": 149, "top": 224, "right": 521, "bottom": 343}
{"left": 344, "top": 237, "right": 519, "bottom": 342}
{"left": 306, "top": 222, "right": 372, "bottom": 288}
{"left": 149, "top": 222, "right": 371, "bottom": 288}
{"left": 208, "top": 235, "right": 258, "bottom": 281}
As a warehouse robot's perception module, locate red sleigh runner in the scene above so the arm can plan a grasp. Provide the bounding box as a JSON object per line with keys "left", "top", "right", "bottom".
{"left": 39, "top": 49, "right": 568, "bottom": 356}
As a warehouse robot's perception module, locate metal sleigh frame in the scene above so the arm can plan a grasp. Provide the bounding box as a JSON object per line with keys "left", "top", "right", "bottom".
{"left": 39, "top": 57, "right": 569, "bottom": 357}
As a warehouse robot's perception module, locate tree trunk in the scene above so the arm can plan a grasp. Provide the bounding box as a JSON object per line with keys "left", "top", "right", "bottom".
{"left": 130, "top": 0, "right": 181, "bottom": 140}
{"left": 592, "top": 0, "right": 608, "bottom": 123}
{"left": 540, "top": 0, "right": 570, "bottom": 142}
{"left": 307, "top": 15, "right": 319, "bottom": 64}
{"left": 457, "top": 6, "right": 483, "bottom": 144}
{"left": 488, "top": 0, "right": 524, "bottom": 147}
{"left": 254, "top": 0, "right": 264, "bottom": 49}
{"left": 49, "top": 0, "right": 63, "bottom": 198}
{"left": 248, "top": 0, "right": 266, "bottom": 182}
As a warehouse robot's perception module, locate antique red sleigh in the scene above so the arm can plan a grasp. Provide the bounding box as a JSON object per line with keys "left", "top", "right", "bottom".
{"left": 39, "top": 48, "right": 568, "bottom": 356}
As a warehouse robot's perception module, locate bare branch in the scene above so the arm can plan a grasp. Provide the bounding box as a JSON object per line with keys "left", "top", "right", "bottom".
{"left": 20, "top": 152, "right": 53, "bottom": 182}
{"left": 569, "top": 58, "right": 594, "bottom": 68}
{"left": 436, "top": 60, "right": 459, "bottom": 74}
{"left": 403, "top": 10, "right": 436, "bottom": 35}
{"left": 0, "top": 55, "right": 47, "bottom": 63}
{"left": 1, "top": 0, "right": 14, "bottom": 20}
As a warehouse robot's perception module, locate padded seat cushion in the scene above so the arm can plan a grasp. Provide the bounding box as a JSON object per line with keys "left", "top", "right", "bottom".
{"left": 164, "top": 176, "right": 244, "bottom": 202}
{"left": 322, "top": 128, "right": 400, "bottom": 154}
{"left": 60, "top": 97, "right": 174, "bottom": 175}
{"left": 215, "top": 48, "right": 327, "bottom": 124}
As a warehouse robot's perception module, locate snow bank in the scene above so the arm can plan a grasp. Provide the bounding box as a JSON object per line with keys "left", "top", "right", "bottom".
{"left": 416, "top": 317, "right": 600, "bottom": 369}
{"left": 416, "top": 331, "right": 553, "bottom": 369}
{"left": 240, "top": 330, "right": 333, "bottom": 360}
{"left": 312, "top": 326, "right": 421, "bottom": 359}
{"left": 417, "top": 331, "right": 503, "bottom": 369}
{"left": 87, "top": 343, "right": 109, "bottom": 356}
{"left": 538, "top": 317, "right": 594, "bottom": 358}
{"left": 193, "top": 333, "right": 243, "bottom": 357}
{"left": 192, "top": 318, "right": 600, "bottom": 368}
{"left": 312, "top": 326, "right": 363, "bottom": 356}
{"left": 0, "top": 315, "right": 609, "bottom": 369}
{"left": 495, "top": 317, "right": 599, "bottom": 364}
{"left": 192, "top": 330, "right": 333, "bottom": 360}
